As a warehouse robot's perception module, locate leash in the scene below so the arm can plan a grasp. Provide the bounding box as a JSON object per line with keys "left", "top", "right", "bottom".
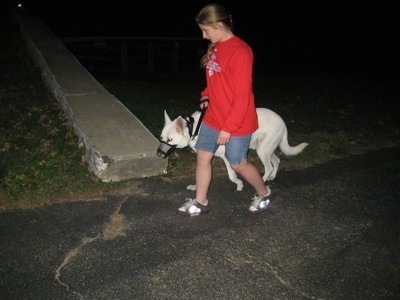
{"left": 191, "top": 99, "right": 208, "bottom": 139}
{"left": 183, "top": 100, "right": 208, "bottom": 140}
{"left": 182, "top": 108, "right": 206, "bottom": 140}
{"left": 191, "top": 108, "right": 206, "bottom": 139}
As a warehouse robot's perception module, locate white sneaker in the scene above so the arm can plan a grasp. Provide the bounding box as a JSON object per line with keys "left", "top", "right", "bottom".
{"left": 177, "top": 198, "right": 209, "bottom": 217}
{"left": 249, "top": 187, "right": 272, "bottom": 214}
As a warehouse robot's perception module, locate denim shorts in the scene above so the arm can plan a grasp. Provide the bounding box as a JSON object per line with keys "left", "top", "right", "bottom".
{"left": 195, "top": 123, "right": 251, "bottom": 165}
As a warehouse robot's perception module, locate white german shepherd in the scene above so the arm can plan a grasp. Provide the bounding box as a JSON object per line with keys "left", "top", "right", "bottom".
{"left": 157, "top": 108, "right": 308, "bottom": 191}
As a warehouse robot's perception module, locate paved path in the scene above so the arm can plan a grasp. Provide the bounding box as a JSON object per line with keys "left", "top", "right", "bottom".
{"left": 1, "top": 147, "right": 399, "bottom": 299}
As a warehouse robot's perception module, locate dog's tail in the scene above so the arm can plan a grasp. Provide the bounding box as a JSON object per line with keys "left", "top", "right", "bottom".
{"left": 279, "top": 128, "right": 309, "bottom": 156}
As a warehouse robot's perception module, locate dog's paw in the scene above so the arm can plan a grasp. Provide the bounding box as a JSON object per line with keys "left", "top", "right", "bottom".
{"left": 263, "top": 173, "right": 275, "bottom": 182}
{"left": 186, "top": 184, "right": 196, "bottom": 191}
{"left": 236, "top": 180, "right": 244, "bottom": 191}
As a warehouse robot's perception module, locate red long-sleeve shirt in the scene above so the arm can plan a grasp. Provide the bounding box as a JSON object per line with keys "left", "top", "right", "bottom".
{"left": 200, "top": 36, "right": 258, "bottom": 136}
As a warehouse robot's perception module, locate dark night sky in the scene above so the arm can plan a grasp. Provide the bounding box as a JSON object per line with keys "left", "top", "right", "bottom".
{"left": 16, "top": 1, "right": 397, "bottom": 38}
{"left": 9, "top": 0, "right": 400, "bottom": 72}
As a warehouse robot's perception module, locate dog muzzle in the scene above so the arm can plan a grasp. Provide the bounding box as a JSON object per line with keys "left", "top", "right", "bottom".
{"left": 156, "top": 141, "right": 177, "bottom": 158}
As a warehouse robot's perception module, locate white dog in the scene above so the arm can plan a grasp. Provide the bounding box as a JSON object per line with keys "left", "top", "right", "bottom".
{"left": 157, "top": 108, "right": 308, "bottom": 191}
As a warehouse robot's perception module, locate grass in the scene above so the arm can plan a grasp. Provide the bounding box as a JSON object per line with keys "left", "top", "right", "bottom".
{"left": 1, "top": 14, "right": 399, "bottom": 210}
{"left": 0, "top": 19, "right": 118, "bottom": 210}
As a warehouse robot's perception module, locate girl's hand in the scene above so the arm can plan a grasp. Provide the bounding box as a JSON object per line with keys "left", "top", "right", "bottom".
{"left": 217, "top": 130, "right": 231, "bottom": 145}
{"left": 199, "top": 98, "right": 209, "bottom": 110}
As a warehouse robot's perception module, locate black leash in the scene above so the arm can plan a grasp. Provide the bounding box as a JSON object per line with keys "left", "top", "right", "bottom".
{"left": 183, "top": 99, "right": 208, "bottom": 139}
{"left": 191, "top": 108, "right": 206, "bottom": 139}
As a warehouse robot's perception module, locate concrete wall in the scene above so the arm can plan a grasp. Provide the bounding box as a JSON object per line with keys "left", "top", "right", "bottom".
{"left": 17, "top": 14, "right": 168, "bottom": 182}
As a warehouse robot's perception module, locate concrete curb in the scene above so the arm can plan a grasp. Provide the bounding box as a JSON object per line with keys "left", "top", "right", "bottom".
{"left": 17, "top": 14, "right": 168, "bottom": 182}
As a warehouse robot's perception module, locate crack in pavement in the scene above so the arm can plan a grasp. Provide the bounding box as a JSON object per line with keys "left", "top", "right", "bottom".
{"left": 54, "top": 195, "right": 130, "bottom": 299}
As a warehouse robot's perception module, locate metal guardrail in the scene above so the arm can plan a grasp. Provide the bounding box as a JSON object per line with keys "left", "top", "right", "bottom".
{"left": 60, "top": 36, "right": 206, "bottom": 78}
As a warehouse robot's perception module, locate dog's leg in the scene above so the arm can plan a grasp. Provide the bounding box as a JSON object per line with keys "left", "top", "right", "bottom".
{"left": 256, "top": 146, "right": 277, "bottom": 182}
{"left": 218, "top": 156, "right": 243, "bottom": 191}
{"left": 260, "top": 155, "right": 273, "bottom": 182}
{"left": 254, "top": 130, "right": 282, "bottom": 182}
{"left": 265, "top": 153, "right": 280, "bottom": 181}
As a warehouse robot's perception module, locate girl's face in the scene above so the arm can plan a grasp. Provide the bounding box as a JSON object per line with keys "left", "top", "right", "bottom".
{"left": 198, "top": 23, "right": 225, "bottom": 44}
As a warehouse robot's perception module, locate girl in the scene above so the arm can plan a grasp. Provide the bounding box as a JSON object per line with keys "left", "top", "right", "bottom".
{"left": 177, "top": 3, "right": 272, "bottom": 216}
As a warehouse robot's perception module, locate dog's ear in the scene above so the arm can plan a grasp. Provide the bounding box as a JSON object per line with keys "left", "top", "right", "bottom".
{"left": 164, "top": 110, "right": 171, "bottom": 124}
{"left": 176, "top": 117, "right": 185, "bottom": 133}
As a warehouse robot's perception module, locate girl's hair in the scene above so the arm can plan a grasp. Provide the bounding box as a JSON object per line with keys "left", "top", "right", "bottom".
{"left": 196, "top": 3, "right": 233, "bottom": 68}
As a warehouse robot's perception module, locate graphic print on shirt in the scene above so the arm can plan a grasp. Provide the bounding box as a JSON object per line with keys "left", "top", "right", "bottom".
{"left": 206, "top": 49, "right": 221, "bottom": 77}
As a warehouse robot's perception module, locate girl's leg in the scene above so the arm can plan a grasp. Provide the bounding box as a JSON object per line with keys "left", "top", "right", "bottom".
{"left": 231, "top": 160, "right": 268, "bottom": 195}
{"left": 195, "top": 149, "right": 214, "bottom": 205}
{"left": 225, "top": 134, "right": 269, "bottom": 196}
{"left": 233, "top": 160, "right": 271, "bottom": 214}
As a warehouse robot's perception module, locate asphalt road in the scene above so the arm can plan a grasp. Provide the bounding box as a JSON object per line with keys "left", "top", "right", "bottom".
{"left": 1, "top": 147, "right": 399, "bottom": 299}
